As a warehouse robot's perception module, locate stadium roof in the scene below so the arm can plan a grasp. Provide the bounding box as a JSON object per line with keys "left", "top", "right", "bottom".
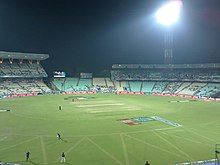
{"left": 0, "top": 51, "right": 49, "bottom": 60}
{"left": 112, "top": 63, "right": 220, "bottom": 69}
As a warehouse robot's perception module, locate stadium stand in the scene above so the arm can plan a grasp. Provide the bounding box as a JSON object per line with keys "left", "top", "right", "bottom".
{"left": 129, "top": 81, "right": 142, "bottom": 92}
{"left": 105, "top": 78, "right": 114, "bottom": 88}
{"left": 92, "top": 77, "right": 116, "bottom": 93}
{"left": 51, "top": 77, "right": 93, "bottom": 92}
{"left": 174, "top": 82, "right": 192, "bottom": 94}
{"left": 110, "top": 63, "right": 220, "bottom": 98}
{"left": 111, "top": 63, "right": 220, "bottom": 82}
{"left": 3, "top": 54, "right": 218, "bottom": 99}
{"left": 196, "top": 83, "right": 220, "bottom": 97}
{"left": 64, "top": 77, "right": 79, "bottom": 91}
{"left": 152, "top": 81, "right": 169, "bottom": 93}
{"left": 0, "top": 51, "right": 51, "bottom": 97}
{"left": 113, "top": 81, "right": 126, "bottom": 92}
{"left": 162, "top": 82, "right": 182, "bottom": 94}
{"left": 93, "top": 78, "right": 106, "bottom": 86}
{"left": 141, "top": 81, "right": 155, "bottom": 93}
{"left": 177, "top": 82, "right": 207, "bottom": 95}
{"left": 78, "top": 78, "right": 93, "bottom": 91}
{"left": 51, "top": 63, "right": 220, "bottom": 99}
{"left": 51, "top": 78, "right": 65, "bottom": 91}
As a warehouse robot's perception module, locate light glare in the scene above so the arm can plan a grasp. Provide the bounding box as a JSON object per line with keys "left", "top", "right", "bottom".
{"left": 156, "top": 0, "right": 182, "bottom": 26}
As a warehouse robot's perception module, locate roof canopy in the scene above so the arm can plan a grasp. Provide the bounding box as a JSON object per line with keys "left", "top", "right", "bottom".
{"left": 0, "top": 51, "right": 49, "bottom": 60}
{"left": 112, "top": 63, "right": 220, "bottom": 69}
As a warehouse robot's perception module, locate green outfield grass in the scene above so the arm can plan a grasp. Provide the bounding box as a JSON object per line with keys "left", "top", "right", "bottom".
{"left": 0, "top": 94, "right": 219, "bottom": 165}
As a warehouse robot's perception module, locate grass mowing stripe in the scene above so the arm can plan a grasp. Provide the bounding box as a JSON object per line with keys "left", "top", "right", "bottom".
{"left": 10, "top": 111, "right": 63, "bottom": 121}
{"left": 1, "top": 94, "right": 220, "bottom": 164}
{"left": 0, "top": 136, "right": 39, "bottom": 151}
{"left": 168, "top": 133, "right": 212, "bottom": 147}
{"left": 124, "top": 134, "right": 186, "bottom": 159}
{"left": 66, "top": 136, "right": 86, "bottom": 154}
{"left": 86, "top": 136, "right": 124, "bottom": 165}
{"left": 127, "top": 127, "right": 178, "bottom": 135}
{"left": 88, "top": 109, "right": 140, "bottom": 113}
{"left": 153, "top": 131, "right": 195, "bottom": 161}
{"left": 40, "top": 136, "right": 48, "bottom": 164}
{"left": 120, "top": 133, "right": 130, "bottom": 165}
{"left": 86, "top": 106, "right": 140, "bottom": 110}
{"left": 188, "top": 128, "right": 219, "bottom": 143}
{"left": 73, "top": 100, "right": 121, "bottom": 104}
{"left": 0, "top": 136, "right": 8, "bottom": 142}
{"left": 76, "top": 103, "right": 124, "bottom": 107}
{"left": 154, "top": 127, "right": 178, "bottom": 131}
{"left": 170, "top": 134, "right": 204, "bottom": 145}
{"left": 53, "top": 136, "right": 86, "bottom": 164}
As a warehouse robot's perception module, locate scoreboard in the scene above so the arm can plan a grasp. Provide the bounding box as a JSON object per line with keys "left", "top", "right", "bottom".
{"left": 53, "top": 71, "right": 66, "bottom": 78}
{"left": 80, "top": 73, "right": 92, "bottom": 78}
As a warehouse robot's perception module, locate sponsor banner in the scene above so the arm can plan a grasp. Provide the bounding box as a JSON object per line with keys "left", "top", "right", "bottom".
{"left": 117, "top": 118, "right": 140, "bottom": 125}
{"left": 8, "top": 93, "right": 37, "bottom": 98}
{"left": 152, "top": 93, "right": 199, "bottom": 99}
{"left": 172, "top": 158, "right": 217, "bottom": 165}
{"left": 151, "top": 116, "right": 182, "bottom": 127}
{"left": 203, "top": 97, "right": 220, "bottom": 102}
{"left": 63, "top": 91, "right": 96, "bottom": 95}
{"left": 131, "top": 117, "right": 155, "bottom": 122}
{"left": 117, "top": 117, "right": 155, "bottom": 125}
{"left": 117, "top": 91, "right": 144, "bottom": 95}
{"left": 0, "top": 163, "right": 21, "bottom": 165}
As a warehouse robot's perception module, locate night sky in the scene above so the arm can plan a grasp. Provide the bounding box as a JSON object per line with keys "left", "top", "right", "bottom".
{"left": 0, "top": 0, "right": 220, "bottom": 76}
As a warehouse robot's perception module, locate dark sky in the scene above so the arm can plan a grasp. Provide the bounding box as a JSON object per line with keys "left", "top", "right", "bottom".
{"left": 0, "top": 0, "right": 220, "bottom": 76}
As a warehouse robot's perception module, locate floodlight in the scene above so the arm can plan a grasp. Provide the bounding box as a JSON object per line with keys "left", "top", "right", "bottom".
{"left": 156, "top": 0, "right": 182, "bottom": 26}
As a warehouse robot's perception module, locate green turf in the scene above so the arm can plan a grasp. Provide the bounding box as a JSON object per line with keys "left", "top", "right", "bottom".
{"left": 0, "top": 94, "right": 219, "bottom": 165}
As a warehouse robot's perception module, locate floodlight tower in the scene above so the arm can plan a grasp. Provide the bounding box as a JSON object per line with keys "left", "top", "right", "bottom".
{"left": 155, "top": 0, "right": 182, "bottom": 64}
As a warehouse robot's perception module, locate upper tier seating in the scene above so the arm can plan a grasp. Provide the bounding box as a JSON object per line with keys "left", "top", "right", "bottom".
{"left": 111, "top": 69, "right": 220, "bottom": 82}
{"left": 0, "top": 62, "right": 47, "bottom": 77}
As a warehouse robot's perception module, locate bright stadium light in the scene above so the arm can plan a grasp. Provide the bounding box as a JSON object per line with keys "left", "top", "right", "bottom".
{"left": 155, "top": 0, "right": 183, "bottom": 64}
{"left": 156, "top": 0, "right": 182, "bottom": 26}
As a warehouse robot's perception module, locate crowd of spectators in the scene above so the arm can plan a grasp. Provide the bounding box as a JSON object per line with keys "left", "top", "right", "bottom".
{"left": 0, "top": 60, "right": 50, "bottom": 97}
{"left": 0, "top": 62, "right": 47, "bottom": 77}
{"left": 0, "top": 79, "right": 51, "bottom": 97}
{"left": 111, "top": 69, "right": 220, "bottom": 82}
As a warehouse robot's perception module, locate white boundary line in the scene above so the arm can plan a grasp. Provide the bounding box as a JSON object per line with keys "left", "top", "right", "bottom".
{"left": 86, "top": 136, "right": 124, "bottom": 165}
{"left": 153, "top": 131, "right": 195, "bottom": 161}
{"left": 40, "top": 136, "right": 48, "bottom": 164}
{"left": 120, "top": 133, "right": 130, "bottom": 165}
{"left": 154, "top": 127, "right": 178, "bottom": 131}
{"left": 187, "top": 128, "right": 219, "bottom": 143}
{"left": 76, "top": 103, "right": 125, "bottom": 107}
{"left": 0, "top": 136, "right": 39, "bottom": 151}
{"left": 53, "top": 136, "right": 86, "bottom": 164}
{"left": 124, "top": 134, "right": 187, "bottom": 159}
{"left": 0, "top": 126, "right": 179, "bottom": 138}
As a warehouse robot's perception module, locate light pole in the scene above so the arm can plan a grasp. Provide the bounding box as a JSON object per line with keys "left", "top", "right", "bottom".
{"left": 155, "top": 0, "right": 182, "bottom": 64}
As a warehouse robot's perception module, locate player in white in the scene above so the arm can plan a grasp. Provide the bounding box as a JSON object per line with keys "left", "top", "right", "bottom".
{"left": 61, "top": 152, "right": 66, "bottom": 163}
